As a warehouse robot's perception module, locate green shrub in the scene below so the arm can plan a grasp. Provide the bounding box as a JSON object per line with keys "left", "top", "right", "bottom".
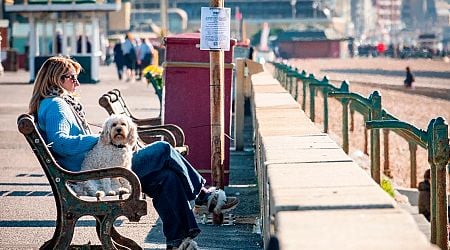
{"left": 381, "top": 178, "right": 395, "bottom": 198}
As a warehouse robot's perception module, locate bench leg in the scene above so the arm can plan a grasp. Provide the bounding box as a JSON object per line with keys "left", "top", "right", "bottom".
{"left": 111, "top": 226, "right": 143, "bottom": 250}
{"left": 96, "top": 217, "right": 143, "bottom": 250}
{"left": 41, "top": 217, "right": 77, "bottom": 249}
{"left": 95, "top": 215, "right": 119, "bottom": 250}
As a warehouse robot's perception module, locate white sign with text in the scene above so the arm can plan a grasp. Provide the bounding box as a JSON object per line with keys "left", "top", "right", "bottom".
{"left": 200, "top": 7, "right": 231, "bottom": 51}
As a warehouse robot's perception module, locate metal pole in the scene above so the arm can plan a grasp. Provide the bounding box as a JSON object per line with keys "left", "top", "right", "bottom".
{"left": 409, "top": 142, "right": 417, "bottom": 188}
{"left": 160, "top": 0, "right": 168, "bottom": 36}
{"left": 350, "top": 108, "right": 354, "bottom": 132}
{"left": 308, "top": 74, "right": 316, "bottom": 121}
{"left": 322, "top": 76, "right": 329, "bottom": 133}
{"left": 430, "top": 117, "right": 449, "bottom": 249}
{"left": 427, "top": 119, "right": 438, "bottom": 244}
{"left": 29, "top": 15, "right": 36, "bottom": 81}
{"left": 209, "top": 0, "right": 225, "bottom": 190}
{"left": 383, "top": 129, "right": 391, "bottom": 178}
{"left": 309, "top": 85, "right": 315, "bottom": 122}
{"left": 340, "top": 81, "right": 349, "bottom": 154}
{"left": 363, "top": 117, "right": 368, "bottom": 154}
{"left": 370, "top": 91, "right": 381, "bottom": 184}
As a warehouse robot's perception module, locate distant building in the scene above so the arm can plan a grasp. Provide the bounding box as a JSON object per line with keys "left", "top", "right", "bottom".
{"left": 351, "top": 0, "right": 376, "bottom": 41}
{"left": 401, "top": 0, "right": 439, "bottom": 32}
{"left": 375, "top": 0, "right": 402, "bottom": 42}
{"left": 129, "top": 0, "right": 350, "bottom": 36}
{"left": 275, "top": 29, "right": 348, "bottom": 58}
{"left": 132, "top": 0, "right": 329, "bottom": 21}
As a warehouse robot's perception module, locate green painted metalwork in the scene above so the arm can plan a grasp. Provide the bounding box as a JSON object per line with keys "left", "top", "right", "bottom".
{"left": 380, "top": 110, "right": 426, "bottom": 187}
{"left": 300, "top": 71, "right": 310, "bottom": 111}
{"left": 308, "top": 76, "right": 333, "bottom": 133}
{"left": 369, "top": 92, "right": 382, "bottom": 184}
{"left": 307, "top": 74, "right": 319, "bottom": 122}
{"left": 271, "top": 61, "right": 450, "bottom": 248}
{"left": 296, "top": 70, "right": 308, "bottom": 103}
{"left": 291, "top": 68, "right": 300, "bottom": 101}
{"left": 286, "top": 66, "right": 297, "bottom": 96}
{"left": 328, "top": 90, "right": 382, "bottom": 183}
{"left": 271, "top": 60, "right": 446, "bottom": 188}
{"left": 366, "top": 117, "right": 449, "bottom": 249}
{"left": 329, "top": 91, "right": 370, "bottom": 154}
{"left": 337, "top": 81, "right": 350, "bottom": 153}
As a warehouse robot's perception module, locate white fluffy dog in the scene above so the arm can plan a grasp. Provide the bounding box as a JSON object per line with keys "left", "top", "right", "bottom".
{"left": 74, "top": 114, "right": 138, "bottom": 198}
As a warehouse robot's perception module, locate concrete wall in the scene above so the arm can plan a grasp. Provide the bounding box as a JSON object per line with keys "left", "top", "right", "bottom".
{"left": 250, "top": 70, "right": 437, "bottom": 250}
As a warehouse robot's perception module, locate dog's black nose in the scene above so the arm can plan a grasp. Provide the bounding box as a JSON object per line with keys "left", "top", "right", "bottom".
{"left": 116, "top": 128, "right": 122, "bottom": 133}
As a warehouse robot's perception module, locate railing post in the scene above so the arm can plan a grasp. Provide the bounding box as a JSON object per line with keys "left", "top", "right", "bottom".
{"left": 383, "top": 130, "right": 392, "bottom": 178}
{"left": 428, "top": 119, "right": 437, "bottom": 244}
{"left": 430, "top": 117, "right": 449, "bottom": 249}
{"left": 289, "top": 67, "right": 296, "bottom": 96}
{"left": 279, "top": 64, "right": 284, "bottom": 86}
{"left": 286, "top": 66, "right": 292, "bottom": 92}
{"left": 308, "top": 74, "right": 316, "bottom": 121}
{"left": 350, "top": 108, "right": 355, "bottom": 132}
{"left": 293, "top": 68, "right": 299, "bottom": 101}
{"left": 369, "top": 91, "right": 382, "bottom": 184}
{"left": 408, "top": 142, "right": 417, "bottom": 188}
{"left": 281, "top": 64, "right": 289, "bottom": 88}
{"left": 321, "top": 76, "right": 329, "bottom": 133}
{"left": 340, "top": 81, "right": 349, "bottom": 153}
{"left": 296, "top": 70, "right": 307, "bottom": 105}
{"left": 301, "top": 71, "right": 309, "bottom": 111}
{"left": 275, "top": 62, "right": 280, "bottom": 80}
{"left": 363, "top": 116, "right": 369, "bottom": 155}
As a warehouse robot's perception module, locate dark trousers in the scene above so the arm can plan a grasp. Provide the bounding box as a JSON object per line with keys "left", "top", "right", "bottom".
{"left": 115, "top": 63, "right": 123, "bottom": 80}
{"left": 132, "top": 141, "right": 204, "bottom": 247}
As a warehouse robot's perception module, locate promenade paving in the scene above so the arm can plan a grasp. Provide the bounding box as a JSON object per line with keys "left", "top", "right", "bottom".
{"left": 0, "top": 65, "right": 262, "bottom": 249}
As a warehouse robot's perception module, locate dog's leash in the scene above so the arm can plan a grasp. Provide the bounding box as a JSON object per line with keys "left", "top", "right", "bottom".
{"left": 88, "top": 122, "right": 102, "bottom": 129}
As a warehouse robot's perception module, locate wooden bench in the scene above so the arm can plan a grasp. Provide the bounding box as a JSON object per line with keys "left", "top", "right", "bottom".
{"left": 99, "top": 89, "right": 189, "bottom": 155}
{"left": 17, "top": 114, "right": 148, "bottom": 249}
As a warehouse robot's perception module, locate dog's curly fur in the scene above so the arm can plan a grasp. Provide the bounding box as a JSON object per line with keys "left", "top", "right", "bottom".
{"left": 72, "top": 114, "right": 138, "bottom": 197}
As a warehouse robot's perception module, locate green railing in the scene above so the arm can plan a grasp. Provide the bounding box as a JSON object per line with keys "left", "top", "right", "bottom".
{"left": 271, "top": 61, "right": 450, "bottom": 250}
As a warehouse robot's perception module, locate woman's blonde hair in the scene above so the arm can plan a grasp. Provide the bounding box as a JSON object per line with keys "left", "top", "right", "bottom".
{"left": 28, "top": 56, "right": 82, "bottom": 115}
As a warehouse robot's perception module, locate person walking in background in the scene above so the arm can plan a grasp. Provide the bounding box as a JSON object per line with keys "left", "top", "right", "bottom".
{"left": 76, "top": 35, "right": 92, "bottom": 54}
{"left": 48, "top": 29, "right": 63, "bottom": 55}
{"left": 136, "top": 38, "right": 154, "bottom": 81}
{"left": 404, "top": 66, "right": 415, "bottom": 88}
{"left": 113, "top": 40, "right": 125, "bottom": 80}
{"left": 134, "top": 38, "right": 142, "bottom": 80}
{"left": 122, "top": 33, "right": 137, "bottom": 82}
{"left": 244, "top": 38, "right": 254, "bottom": 60}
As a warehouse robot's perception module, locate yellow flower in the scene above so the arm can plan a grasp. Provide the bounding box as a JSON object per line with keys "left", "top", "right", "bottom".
{"left": 143, "top": 65, "right": 163, "bottom": 77}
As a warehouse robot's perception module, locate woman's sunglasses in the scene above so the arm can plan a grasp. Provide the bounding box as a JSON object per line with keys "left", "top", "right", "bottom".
{"left": 62, "top": 74, "right": 79, "bottom": 83}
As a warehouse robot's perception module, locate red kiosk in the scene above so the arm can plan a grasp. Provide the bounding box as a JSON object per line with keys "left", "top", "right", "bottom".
{"left": 163, "top": 33, "right": 235, "bottom": 186}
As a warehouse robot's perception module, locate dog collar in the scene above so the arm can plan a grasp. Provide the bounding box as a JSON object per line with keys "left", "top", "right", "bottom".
{"left": 112, "top": 143, "right": 126, "bottom": 148}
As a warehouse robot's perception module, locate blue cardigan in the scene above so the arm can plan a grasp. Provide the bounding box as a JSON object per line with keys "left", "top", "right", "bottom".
{"left": 37, "top": 97, "right": 99, "bottom": 171}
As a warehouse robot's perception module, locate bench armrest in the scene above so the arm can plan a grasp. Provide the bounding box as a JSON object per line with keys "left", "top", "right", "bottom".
{"left": 138, "top": 128, "right": 177, "bottom": 147}
{"left": 138, "top": 124, "right": 185, "bottom": 146}
{"left": 66, "top": 167, "right": 143, "bottom": 200}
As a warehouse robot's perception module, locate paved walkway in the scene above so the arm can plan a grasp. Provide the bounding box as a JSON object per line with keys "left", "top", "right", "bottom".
{"left": 0, "top": 65, "right": 262, "bottom": 249}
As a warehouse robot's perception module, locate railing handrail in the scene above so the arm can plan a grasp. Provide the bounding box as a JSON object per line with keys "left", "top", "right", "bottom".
{"left": 270, "top": 61, "right": 450, "bottom": 249}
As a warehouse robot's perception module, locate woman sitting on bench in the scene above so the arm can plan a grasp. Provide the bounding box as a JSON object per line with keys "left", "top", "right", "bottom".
{"left": 27, "top": 56, "right": 238, "bottom": 250}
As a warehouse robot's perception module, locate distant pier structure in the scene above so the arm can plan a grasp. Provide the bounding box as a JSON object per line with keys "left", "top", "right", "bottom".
{"left": 5, "top": 0, "right": 120, "bottom": 83}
